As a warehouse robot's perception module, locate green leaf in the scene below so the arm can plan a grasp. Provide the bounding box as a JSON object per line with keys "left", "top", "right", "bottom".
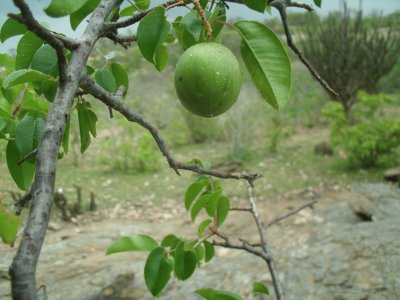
{"left": 0, "top": 98, "right": 13, "bottom": 119}
{"left": 135, "top": 0, "right": 150, "bottom": 10}
{"left": 181, "top": 11, "right": 204, "bottom": 41}
{"left": 0, "top": 118, "right": 7, "bottom": 132}
{"left": 313, "top": 0, "right": 322, "bottom": 8}
{"left": 137, "top": 6, "right": 171, "bottom": 66}
{"left": 234, "top": 21, "right": 291, "bottom": 110}
{"left": 161, "top": 234, "right": 179, "bottom": 248}
{"left": 154, "top": 45, "right": 169, "bottom": 72}
{"left": 253, "top": 282, "right": 269, "bottom": 295}
{"left": 196, "top": 288, "right": 243, "bottom": 300}
{"left": 3, "top": 69, "right": 52, "bottom": 89}
{"left": 203, "top": 241, "right": 215, "bottom": 262}
{"left": 0, "top": 53, "right": 15, "bottom": 72}
{"left": 15, "top": 116, "right": 46, "bottom": 157}
{"left": 184, "top": 179, "right": 208, "bottom": 210}
{"left": 120, "top": 5, "right": 137, "bottom": 17}
{"left": 6, "top": 140, "right": 35, "bottom": 191}
{"left": 106, "top": 235, "right": 158, "bottom": 255}
{"left": 95, "top": 69, "right": 116, "bottom": 93}
{"left": 216, "top": 196, "right": 230, "bottom": 227}
{"left": 174, "top": 242, "right": 197, "bottom": 280}
{"left": 0, "top": 205, "right": 21, "bottom": 244}
{"left": 31, "top": 45, "right": 59, "bottom": 77}
{"left": 205, "top": 189, "right": 222, "bottom": 216}
{"left": 197, "top": 219, "right": 212, "bottom": 237}
{"left": 41, "top": 80, "right": 58, "bottom": 102}
{"left": 45, "top": 0, "right": 90, "bottom": 17}
{"left": 144, "top": 247, "right": 172, "bottom": 296}
{"left": 207, "top": 4, "right": 226, "bottom": 40}
{"left": 195, "top": 244, "right": 205, "bottom": 263}
{"left": 77, "top": 102, "right": 98, "bottom": 153}
{"left": 70, "top": 0, "right": 100, "bottom": 30}
{"left": 15, "top": 32, "right": 43, "bottom": 70}
{"left": 243, "top": 0, "right": 267, "bottom": 13}
{"left": 191, "top": 194, "right": 211, "bottom": 223}
{"left": 0, "top": 17, "right": 27, "bottom": 43}
{"left": 110, "top": 63, "right": 129, "bottom": 92}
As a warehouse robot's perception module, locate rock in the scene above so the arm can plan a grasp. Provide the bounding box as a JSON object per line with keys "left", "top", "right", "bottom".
{"left": 349, "top": 183, "right": 400, "bottom": 221}
{"left": 314, "top": 141, "right": 334, "bottom": 156}
{"left": 383, "top": 166, "right": 400, "bottom": 184}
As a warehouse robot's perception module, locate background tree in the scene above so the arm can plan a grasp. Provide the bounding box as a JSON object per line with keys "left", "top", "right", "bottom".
{"left": 301, "top": 2, "right": 400, "bottom": 118}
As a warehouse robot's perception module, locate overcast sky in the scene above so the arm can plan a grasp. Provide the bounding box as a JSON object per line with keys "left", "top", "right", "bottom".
{"left": 1, "top": 0, "right": 399, "bottom": 53}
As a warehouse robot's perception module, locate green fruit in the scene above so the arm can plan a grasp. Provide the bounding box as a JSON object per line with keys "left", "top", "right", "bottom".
{"left": 175, "top": 43, "right": 241, "bottom": 118}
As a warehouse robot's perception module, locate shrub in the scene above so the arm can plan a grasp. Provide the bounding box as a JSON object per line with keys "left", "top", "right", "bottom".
{"left": 301, "top": 3, "right": 400, "bottom": 117}
{"left": 323, "top": 92, "right": 400, "bottom": 168}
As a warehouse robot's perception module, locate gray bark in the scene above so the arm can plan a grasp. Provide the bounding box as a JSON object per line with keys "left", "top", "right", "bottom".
{"left": 9, "top": 1, "right": 118, "bottom": 299}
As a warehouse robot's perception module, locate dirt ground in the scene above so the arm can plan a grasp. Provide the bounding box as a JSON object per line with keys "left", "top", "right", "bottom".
{"left": 0, "top": 182, "right": 360, "bottom": 300}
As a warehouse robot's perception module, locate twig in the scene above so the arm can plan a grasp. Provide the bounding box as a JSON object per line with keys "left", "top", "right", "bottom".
{"left": 104, "top": 0, "right": 183, "bottom": 31}
{"left": 274, "top": 3, "right": 339, "bottom": 98}
{"left": 17, "top": 149, "right": 37, "bottom": 165}
{"left": 79, "top": 75, "right": 263, "bottom": 186}
{"left": 247, "top": 187, "right": 284, "bottom": 300}
{"left": 230, "top": 207, "right": 252, "bottom": 212}
{"left": 189, "top": 0, "right": 213, "bottom": 39}
{"left": 104, "top": 32, "right": 137, "bottom": 49}
{"left": 14, "top": 190, "right": 32, "bottom": 215}
{"left": 266, "top": 200, "right": 317, "bottom": 228}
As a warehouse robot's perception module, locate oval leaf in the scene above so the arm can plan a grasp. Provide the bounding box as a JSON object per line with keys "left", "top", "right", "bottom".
{"left": 70, "top": 0, "right": 100, "bottom": 30}
{"left": 31, "top": 45, "right": 59, "bottom": 77}
{"left": 174, "top": 242, "right": 197, "bottom": 280}
{"left": 243, "top": 0, "right": 267, "bottom": 13}
{"left": 137, "top": 6, "right": 171, "bottom": 65}
{"left": 205, "top": 189, "right": 222, "bottom": 216}
{"left": 95, "top": 69, "right": 116, "bottom": 93}
{"left": 196, "top": 288, "right": 243, "bottom": 300}
{"left": 144, "top": 247, "right": 172, "bottom": 296}
{"left": 45, "top": 0, "right": 90, "bottom": 17}
{"left": 191, "top": 194, "right": 211, "bottom": 223}
{"left": 0, "top": 205, "right": 21, "bottom": 244}
{"left": 77, "top": 102, "right": 97, "bottom": 153}
{"left": 0, "top": 17, "right": 27, "bottom": 43}
{"left": 106, "top": 235, "right": 158, "bottom": 255}
{"left": 154, "top": 44, "right": 169, "bottom": 72}
{"left": 197, "top": 219, "right": 212, "bottom": 237}
{"left": 15, "top": 32, "right": 43, "bottom": 70}
{"left": 161, "top": 234, "right": 179, "bottom": 248}
{"left": 110, "top": 63, "right": 129, "bottom": 92}
{"left": 253, "top": 282, "right": 269, "bottom": 295}
{"left": 6, "top": 140, "right": 35, "bottom": 191}
{"left": 203, "top": 240, "right": 215, "bottom": 262}
{"left": 234, "top": 21, "right": 291, "bottom": 110}
{"left": 15, "top": 116, "right": 46, "bottom": 157}
{"left": 3, "top": 69, "right": 52, "bottom": 89}
{"left": 184, "top": 179, "right": 208, "bottom": 210}
{"left": 216, "top": 196, "right": 230, "bottom": 227}
{"left": 313, "top": 0, "right": 322, "bottom": 8}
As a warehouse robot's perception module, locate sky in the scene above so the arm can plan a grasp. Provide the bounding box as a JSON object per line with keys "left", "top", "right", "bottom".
{"left": 1, "top": 0, "right": 399, "bottom": 53}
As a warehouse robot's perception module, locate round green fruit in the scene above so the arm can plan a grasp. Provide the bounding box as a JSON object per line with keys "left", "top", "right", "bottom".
{"left": 174, "top": 43, "right": 241, "bottom": 118}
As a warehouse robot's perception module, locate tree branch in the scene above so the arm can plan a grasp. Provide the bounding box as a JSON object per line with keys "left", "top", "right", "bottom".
{"left": 79, "top": 75, "right": 262, "bottom": 186}
{"left": 274, "top": 3, "right": 339, "bottom": 98}
{"left": 265, "top": 200, "right": 317, "bottom": 228}
{"left": 9, "top": 1, "right": 120, "bottom": 298}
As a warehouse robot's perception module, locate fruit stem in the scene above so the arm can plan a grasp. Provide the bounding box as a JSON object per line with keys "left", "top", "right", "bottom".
{"left": 188, "top": 0, "right": 213, "bottom": 40}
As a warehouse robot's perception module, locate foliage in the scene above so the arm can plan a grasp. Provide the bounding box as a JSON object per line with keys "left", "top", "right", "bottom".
{"left": 323, "top": 92, "right": 400, "bottom": 168}
{"left": 301, "top": 3, "right": 400, "bottom": 115}
{"left": 0, "top": 0, "right": 315, "bottom": 298}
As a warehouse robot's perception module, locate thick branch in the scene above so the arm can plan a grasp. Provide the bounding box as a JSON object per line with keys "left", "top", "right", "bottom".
{"left": 9, "top": 1, "right": 119, "bottom": 299}
{"left": 80, "top": 75, "right": 262, "bottom": 186}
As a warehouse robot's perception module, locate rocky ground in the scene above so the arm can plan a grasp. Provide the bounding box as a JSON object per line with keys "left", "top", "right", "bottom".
{"left": 1, "top": 183, "right": 399, "bottom": 300}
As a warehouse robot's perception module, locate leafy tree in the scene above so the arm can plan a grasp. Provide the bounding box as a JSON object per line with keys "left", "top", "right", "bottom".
{"left": 301, "top": 2, "right": 400, "bottom": 118}
{"left": 0, "top": 0, "right": 326, "bottom": 299}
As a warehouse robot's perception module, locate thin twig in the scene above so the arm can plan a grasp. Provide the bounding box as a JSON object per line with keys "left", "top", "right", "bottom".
{"left": 14, "top": 190, "right": 32, "bottom": 215}
{"left": 266, "top": 200, "right": 317, "bottom": 228}
{"left": 17, "top": 149, "right": 37, "bottom": 165}
{"left": 79, "top": 75, "right": 263, "bottom": 185}
{"left": 230, "top": 207, "right": 252, "bottom": 212}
